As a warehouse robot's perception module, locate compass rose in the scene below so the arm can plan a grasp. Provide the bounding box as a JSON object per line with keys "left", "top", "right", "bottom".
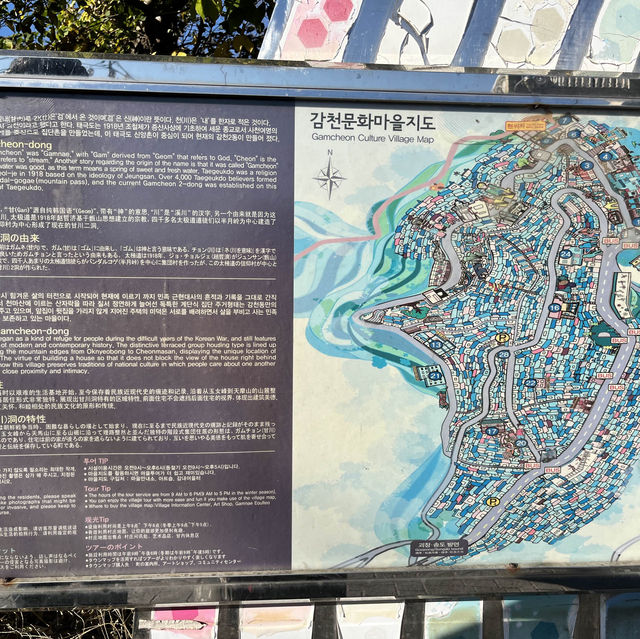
{"left": 314, "top": 154, "right": 346, "bottom": 199}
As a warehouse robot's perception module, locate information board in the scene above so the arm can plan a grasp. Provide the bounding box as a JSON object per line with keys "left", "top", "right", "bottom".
{"left": 2, "top": 69, "right": 640, "bottom": 578}
{"left": 0, "top": 93, "right": 293, "bottom": 576}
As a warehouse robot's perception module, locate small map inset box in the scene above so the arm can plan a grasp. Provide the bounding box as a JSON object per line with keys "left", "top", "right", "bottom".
{"left": 505, "top": 119, "right": 546, "bottom": 131}
{"left": 410, "top": 539, "right": 468, "bottom": 558}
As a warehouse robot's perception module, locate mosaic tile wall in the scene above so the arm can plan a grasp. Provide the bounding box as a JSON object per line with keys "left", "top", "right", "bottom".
{"left": 260, "top": 0, "right": 640, "bottom": 72}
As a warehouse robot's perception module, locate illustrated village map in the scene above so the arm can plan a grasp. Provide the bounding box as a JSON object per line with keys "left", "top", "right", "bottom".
{"left": 292, "top": 105, "right": 640, "bottom": 570}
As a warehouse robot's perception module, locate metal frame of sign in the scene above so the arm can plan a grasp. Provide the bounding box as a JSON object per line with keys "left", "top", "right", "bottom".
{"left": 0, "top": 50, "right": 639, "bottom": 105}
{"left": 0, "top": 50, "right": 640, "bottom": 608}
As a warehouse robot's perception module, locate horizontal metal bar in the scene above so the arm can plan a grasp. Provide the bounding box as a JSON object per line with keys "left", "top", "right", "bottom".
{"left": 0, "top": 51, "right": 638, "bottom": 109}
{"left": 2, "top": 564, "right": 640, "bottom": 608}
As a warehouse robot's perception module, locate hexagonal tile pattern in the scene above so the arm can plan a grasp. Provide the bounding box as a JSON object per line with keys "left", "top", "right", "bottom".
{"left": 323, "top": 0, "right": 353, "bottom": 22}
{"left": 297, "top": 18, "right": 329, "bottom": 48}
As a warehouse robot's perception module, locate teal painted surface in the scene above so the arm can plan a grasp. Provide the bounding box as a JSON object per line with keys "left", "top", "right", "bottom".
{"left": 424, "top": 600, "right": 482, "bottom": 639}
{"left": 504, "top": 595, "right": 577, "bottom": 639}
{"left": 606, "top": 593, "right": 640, "bottom": 637}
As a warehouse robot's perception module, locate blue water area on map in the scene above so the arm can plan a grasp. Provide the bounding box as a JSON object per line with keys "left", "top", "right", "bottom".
{"left": 622, "top": 126, "right": 640, "bottom": 149}
{"left": 354, "top": 321, "right": 438, "bottom": 389}
{"left": 374, "top": 447, "right": 452, "bottom": 545}
{"left": 617, "top": 250, "right": 640, "bottom": 302}
{"left": 294, "top": 204, "right": 373, "bottom": 317}
{"left": 294, "top": 201, "right": 367, "bottom": 255}
{"left": 294, "top": 197, "right": 441, "bottom": 396}
{"left": 618, "top": 249, "right": 639, "bottom": 269}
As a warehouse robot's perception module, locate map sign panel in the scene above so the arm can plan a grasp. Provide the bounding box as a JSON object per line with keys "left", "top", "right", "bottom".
{"left": 5, "top": 86, "right": 640, "bottom": 577}
{"left": 293, "top": 104, "right": 640, "bottom": 569}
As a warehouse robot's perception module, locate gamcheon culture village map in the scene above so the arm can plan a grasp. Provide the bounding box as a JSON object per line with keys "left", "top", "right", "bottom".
{"left": 292, "top": 104, "right": 640, "bottom": 570}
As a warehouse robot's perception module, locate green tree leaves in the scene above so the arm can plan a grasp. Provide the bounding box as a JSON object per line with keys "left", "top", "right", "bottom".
{"left": 194, "top": 0, "right": 221, "bottom": 21}
{"left": 0, "top": 0, "right": 274, "bottom": 58}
